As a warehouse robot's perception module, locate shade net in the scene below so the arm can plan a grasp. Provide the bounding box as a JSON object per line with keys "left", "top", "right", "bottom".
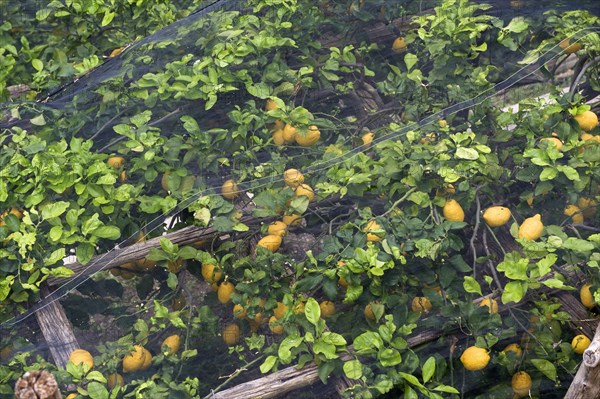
{"left": 1, "top": 0, "right": 600, "bottom": 398}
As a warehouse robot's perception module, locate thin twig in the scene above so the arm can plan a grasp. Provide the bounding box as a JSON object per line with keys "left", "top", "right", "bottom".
{"left": 470, "top": 191, "right": 483, "bottom": 278}
{"left": 569, "top": 56, "right": 600, "bottom": 100}
{"left": 379, "top": 187, "right": 417, "bottom": 218}
{"left": 205, "top": 354, "right": 266, "bottom": 398}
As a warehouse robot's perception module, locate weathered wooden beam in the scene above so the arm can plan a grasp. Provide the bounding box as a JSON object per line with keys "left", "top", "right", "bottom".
{"left": 34, "top": 286, "right": 79, "bottom": 369}
{"left": 565, "top": 323, "right": 600, "bottom": 399}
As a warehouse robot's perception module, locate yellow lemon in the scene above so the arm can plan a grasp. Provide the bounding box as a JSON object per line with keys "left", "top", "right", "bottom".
{"left": 580, "top": 283, "right": 595, "bottom": 309}
{"left": 273, "top": 128, "right": 285, "bottom": 146}
{"left": 572, "top": 334, "right": 591, "bottom": 355}
{"left": 518, "top": 214, "right": 543, "bottom": 240}
{"left": 364, "top": 303, "right": 376, "bottom": 321}
{"left": 479, "top": 298, "right": 498, "bottom": 314}
{"left": 161, "top": 334, "right": 180, "bottom": 355}
{"left": 559, "top": 38, "right": 582, "bottom": 54}
{"left": 268, "top": 316, "right": 284, "bottom": 334}
{"left": 295, "top": 125, "right": 320, "bottom": 146}
{"left": 283, "top": 169, "right": 304, "bottom": 188}
{"left": 217, "top": 281, "right": 235, "bottom": 304}
{"left": 257, "top": 234, "right": 283, "bottom": 252}
{"left": 140, "top": 348, "right": 152, "bottom": 370}
{"left": 443, "top": 199, "right": 465, "bottom": 222}
{"left": 282, "top": 124, "right": 297, "bottom": 143}
{"left": 460, "top": 346, "right": 490, "bottom": 371}
{"left": 221, "top": 179, "right": 240, "bottom": 200}
{"left": 577, "top": 197, "right": 597, "bottom": 219}
{"left": 512, "top": 371, "right": 532, "bottom": 397}
{"left": 66, "top": 394, "right": 77, "bottom": 399}
{"left": 122, "top": 345, "right": 146, "bottom": 373}
{"left": 107, "top": 156, "right": 125, "bottom": 169}
{"left": 233, "top": 304, "right": 247, "bottom": 319}
{"left": 201, "top": 263, "right": 222, "bottom": 283}
{"left": 564, "top": 204, "right": 584, "bottom": 224}
{"left": 265, "top": 98, "right": 279, "bottom": 111}
{"left": 293, "top": 301, "right": 305, "bottom": 315}
{"left": 540, "top": 137, "right": 563, "bottom": 150}
{"left": 267, "top": 221, "right": 287, "bottom": 237}
{"left": 320, "top": 300, "right": 336, "bottom": 318}
{"left": 411, "top": 296, "right": 432, "bottom": 313}
{"left": 575, "top": 110, "right": 599, "bottom": 132}
{"left": 107, "top": 373, "right": 124, "bottom": 389}
{"left": 69, "top": 349, "right": 94, "bottom": 370}
{"left": 362, "top": 132, "right": 374, "bottom": 145}
{"left": 502, "top": 343, "right": 523, "bottom": 358}
{"left": 273, "top": 302, "right": 289, "bottom": 319}
{"left": 482, "top": 206, "right": 511, "bottom": 227}
{"left": 223, "top": 323, "right": 242, "bottom": 345}
{"left": 282, "top": 214, "right": 302, "bottom": 226}
{"left": 295, "top": 183, "right": 315, "bottom": 202}
{"left": 363, "top": 220, "right": 384, "bottom": 242}
{"left": 392, "top": 37, "right": 407, "bottom": 53}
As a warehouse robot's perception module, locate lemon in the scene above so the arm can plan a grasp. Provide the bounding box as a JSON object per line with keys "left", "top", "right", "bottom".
{"left": 482, "top": 206, "right": 511, "bottom": 227}
{"left": 221, "top": 179, "right": 240, "bottom": 200}
{"left": 362, "top": 132, "right": 374, "bottom": 145}
{"left": 201, "top": 263, "right": 222, "bottom": 283}
{"left": 122, "top": 345, "right": 146, "bottom": 373}
{"left": 273, "top": 302, "right": 288, "bottom": 319}
{"left": 572, "top": 334, "right": 591, "bottom": 355}
{"left": 265, "top": 98, "right": 279, "bottom": 111}
{"left": 217, "top": 281, "right": 235, "bottom": 304}
{"left": 518, "top": 214, "right": 543, "bottom": 240}
{"left": 269, "top": 316, "right": 284, "bottom": 334}
{"left": 320, "top": 300, "right": 336, "bottom": 318}
{"left": 564, "top": 204, "right": 584, "bottom": 224}
{"left": 135, "top": 258, "right": 157, "bottom": 272}
{"left": 273, "top": 119, "right": 285, "bottom": 130}
{"left": 439, "top": 119, "right": 448, "bottom": 128}
{"left": 559, "top": 38, "right": 582, "bottom": 54}
{"left": 282, "top": 214, "right": 302, "bottom": 226}
{"left": 161, "top": 334, "right": 180, "bottom": 355}
{"left": 283, "top": 169, "right": 304, "bottom": 188}
{"left": 411, "top": 296, "right": 432, "bottom": 313}
{"left": 223, "top": 323, "right": 242, "bottom": 345}
{"left": 460, "top": 346, "right": 490, "bottom": 371}
{"left": 66, "top": 394, "right": 77, "bottom": 399}
{"left": 161, "top": 172, "right": 171, "bottom": 192}
{"left": 479, "top": 298, "right": 499, "bottom": 314}
{"left": 267, "top": 221, "right": 287, "bottom": 237}
{"left": 577, "top": 197, "right": 597, "bottom": 219}
{"left": 502, "top": 343, "right": 523, "bottom": 358}
{"left": 107, "top": 156, "right": 125, "bottom": 169}
{"left": 443, "top": 199, "right": 465, "bottom": 222}
{"left": 257, "top": 234, "right": 283, "bottom": 252}
{"left": 295, "top": 183, "right": 315, "bottom": 202}
{"left": 69, "top": 349, "right": 94, "bottom": 370}
{"left": 392, "top": 37, "right": 407, "bottom": 53}
{"left": 107, "top": 373, "right": 124, "bottom": 389}
{"left": 295, "top": 125, "right": 320, "bottom": 146}
{"left": 363, "top": 220, "right": 384, "bottom": 242}
{"left": 364, "top": 303, "right": 375, "bottom": 321}
{"left": 575, "top": 110, "right": 599, "bottom": 132}
{"left": 140, "top": 348, "right": 152, "bottom": 370}
{"left": 282, "top": 124, "right": 297, "bottom": 143}
{"left": 272, "top": 129, "right": 285, "bottom": 146}
{"left": 293, "top": 301, "right": 305, "bottom": 315}
{"left": 580, "top": 283, "right": 595, "bottom": 309}
{"left": 233, "top": 304, "right": 247, "bottom": 319}
{"left": 540, "top": 137, "right": 563, "bottom": 150}
{"left": 512, "top": 371, "right": 532, "bottom": 397}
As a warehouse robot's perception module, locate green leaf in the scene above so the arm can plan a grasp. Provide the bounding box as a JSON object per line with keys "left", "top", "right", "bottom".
{"left": 87, "top": 381, "right": 109, "bottom": 399}
{"left": 501, "top": 281, "right": 527, "bottom": 304}
{"left": 32, "top": 59, "right": 43, "bottom": 71}
{"left": 41, "top": 201, "right": 70, "bottom": 220}
{"left": 433, "top": 385, "right": 460, "bottom": 394}
{"left": 404, "top": 53, "right": 418, "bottom": 72}
{"left": 378, "top": 348, "right": 402, "bottom": 367}
{"left": 313, "top": 340, "right": 337, "bottom": 359}
{"left": 539, "top": 167, "right": 557, "bottom": 181}
{"left": 343, "top": 359, "right": 363, "bottom": 380}
{"left": 76, "top": 243, "right": 95, "bottom": 265}
{"left": 563, "top": 238, "right": 594, "bottom": 252}
{"left": 399, "top": 372, "right": 425, "bottom": 389}
{"left": 260, "top": 355, "right": 277, "bottom": 373}
{"left": 422, "top": 356, "right": 436, "bottom": 383}
{"left": 93, "top": 226, "right": 120, "bottom": 240}
{"left": 322, "top": 332, "right": 347, "bottom": 346}
{"left": 353, "top": 331, "right": 383, "bottom": 352}
{"left": 463, "top": 276, "right": 482, "bottom": 295}
{"left": 455, "top": 147, "right": 479, "bottom": 160}
{"left": 536, "top": 254, "right": 557, "bottom": 277}
{"left": 278, "top": 335, "right": 304, "bottom": 364}
{"left": 159, "top": 238, "right": 176, "bottom": 254}
{"left": 531, "top": 358, "right": 557, "bottom": 382}
{"left": 305, "top": 297, "right": 320, "bottom": 326}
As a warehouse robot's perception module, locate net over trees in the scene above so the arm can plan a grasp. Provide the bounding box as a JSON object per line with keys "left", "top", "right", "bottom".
{"left": 1, "top": 0, "right": 600, "bottom": 398}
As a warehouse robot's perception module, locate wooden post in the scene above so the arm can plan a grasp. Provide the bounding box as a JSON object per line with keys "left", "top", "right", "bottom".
{"left": 565, "top": 323, "right": 600, "bottom": 399}
{"left": 34, "top": 285, "right": 79, "bottom": 368}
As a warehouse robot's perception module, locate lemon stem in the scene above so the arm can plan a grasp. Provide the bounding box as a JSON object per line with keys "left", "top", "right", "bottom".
{"left": 380, "top": 187, "right": 417, "bottom": 218}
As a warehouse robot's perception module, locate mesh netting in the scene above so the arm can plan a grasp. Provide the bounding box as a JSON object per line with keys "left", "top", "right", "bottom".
{"left": 1, "top": 0, "right": 600, "bottom": 398}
